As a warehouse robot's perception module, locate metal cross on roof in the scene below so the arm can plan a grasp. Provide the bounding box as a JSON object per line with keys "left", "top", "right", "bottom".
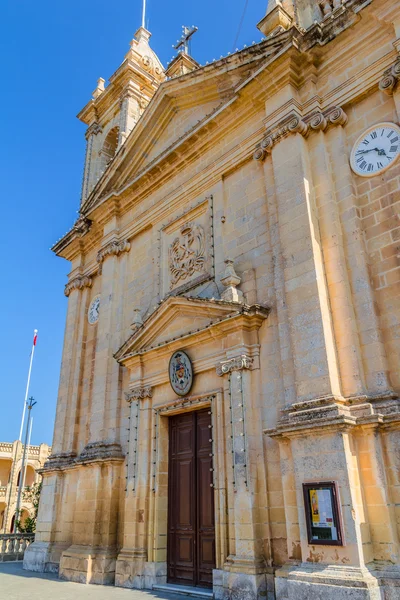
{"left": 174, "top": 26, "right": 198, "bottom": 55}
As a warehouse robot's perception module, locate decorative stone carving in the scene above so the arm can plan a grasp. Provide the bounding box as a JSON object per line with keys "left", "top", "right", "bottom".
{"left": 379, "top": 59, "right": 400, "bottom": 96}
{"left": 169, "top": 223, "right": 206, "bottom": 288}
{"left": 73, "top": 216, "right": 92, "bottom": 237}
{"left": 85, "top": 122, "right": 102, "bottom": 140}
{"left": 310, "top": 112, "right": 328, "bottom": 131}
{"left": 64, "top": 275, "right": 92, "bottom": 297}
{"left": 125, "top": 386, "right": 153, "bottom": 402}
{"left": 220, "top": 259, "right": 244, "bottom": 303}
{"left": 328, "top": 106, "right": 348, "bottom": 126}
{"left": 130, "top": 308, "right": 143, "bottom": 330}
{"left": 216, "top": 354, "right": 253, "bottom": 376}
{"left": 254, "top": 106, "right": 348, "bottom": 160}
{"left": 97, "top": 239, "right": 131, "bottom": 271}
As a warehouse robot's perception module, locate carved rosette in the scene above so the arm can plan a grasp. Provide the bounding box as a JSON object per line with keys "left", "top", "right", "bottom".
{"left": 64, "top": 275, "right": 92, "bottom": 297}
{"left": 379, "top": 60, "right": 400, "bottom": 96}
{"left": 216, "top": 354, "right": 253, "bottom": 376}
{"left": 253, "top": 106, "right": 348, "bottom": 160}
{"left": 97, "top": 239, "right": 131, "bottom": 273}
{"left": 125, "top": 386, "right": 153, "bottom": 402}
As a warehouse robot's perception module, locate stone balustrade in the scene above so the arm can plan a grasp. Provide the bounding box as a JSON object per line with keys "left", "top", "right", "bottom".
{"left": 0, "top": 486, "right": 6, "bottom": 498}
{"left": 0, "top": 533, "right": 34, "bottom": 562}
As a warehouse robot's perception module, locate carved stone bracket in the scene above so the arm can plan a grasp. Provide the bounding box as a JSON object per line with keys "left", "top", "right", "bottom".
{"left": 73, "top": 216, "right": 92, "bottom": 237}
{"left": 97, "top": 239, "right": 131, "bottom": 273}
{"left": 379, "top": 59, "right": 400, "bottom": 96}
{"left": 253, "top": 106, "right": 348, "bottom": 161}
{"left": 125, "top": 386, "right": 153, "bottom": 402}
{"left": 216, "top": 354, "right": 253, "bottom": 376}
{"left": 64, "top": 275, "right": 92, "bottom": 297}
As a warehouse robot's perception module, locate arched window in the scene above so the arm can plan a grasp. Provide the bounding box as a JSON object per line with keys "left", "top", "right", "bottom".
{"left": 98, "top": 126, "right": 119, "bottom": 175}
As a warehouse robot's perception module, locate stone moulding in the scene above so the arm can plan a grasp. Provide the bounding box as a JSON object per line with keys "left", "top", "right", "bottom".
{"left": 216, "top": 354, "right": 254, "bottom": 376}
{"left": 42, "top": 442, "right": 125, "bottom": 472}
{"left": 96, "top": 239, "right": 131, "bottom": 273}
{"left": 64, "top": 275, "right": 92, "bottom": 297}
{"left": 265, "top": 392, "right": 400, "bottom": 438}
{"left": 125, "top": 386, "right": 153, "bottom": 402}
{"left": 253, "top": 106, "right": 348, "bottom": 161}
{"left": 379, "top": 59, "right": 400, "bottom": 96}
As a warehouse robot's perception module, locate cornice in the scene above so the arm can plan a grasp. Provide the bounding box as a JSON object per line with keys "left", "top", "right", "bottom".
{"left": 265, "top": 392, "right": 400, "bottom": 438}
{"left": 64, "top": 275, "right": 92, "bottom": 297}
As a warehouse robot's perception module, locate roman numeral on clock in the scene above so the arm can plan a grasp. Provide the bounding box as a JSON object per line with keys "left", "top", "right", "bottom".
{"left": 359, "top": 161, "right": 367, "bottom": 170}
{"left": 370, "top": 131, "right": 377, "bottom": 139}
{"left": 377, "top": 162, "right": 383, "bottom": 169}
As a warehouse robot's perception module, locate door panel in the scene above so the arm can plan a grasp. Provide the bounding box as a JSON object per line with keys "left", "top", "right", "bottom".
{"left": 167, "top": 409, "right": 215, "bottom": 588}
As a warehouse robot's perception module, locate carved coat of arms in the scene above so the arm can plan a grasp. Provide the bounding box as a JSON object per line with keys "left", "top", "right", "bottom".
{"left": 168, "top": 223, "right": 206, "bottom": 288}
{"left": 169, "top": 350, "right": 193, "bottom": 396}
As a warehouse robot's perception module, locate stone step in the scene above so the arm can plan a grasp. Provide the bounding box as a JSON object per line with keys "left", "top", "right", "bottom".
{"left": 152, "top": 583, "right": 213, "bottom": 599}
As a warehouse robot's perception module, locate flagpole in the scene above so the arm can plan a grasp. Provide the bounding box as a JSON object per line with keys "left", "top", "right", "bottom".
{"left": 14, "top": 397, "right": 36, "bottom": 532}
{"left": 19, "top": 330, "right": 38, "bottom": 442}
{"left": 21, "top": 417, "right": 33, "bottom": 493}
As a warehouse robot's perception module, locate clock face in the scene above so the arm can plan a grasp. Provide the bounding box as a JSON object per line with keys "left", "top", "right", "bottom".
{"left": 350, "top": 122, "right": 400, "bottom": 177}
{"left": 88, "top": 296, "right": 100, "bottom": 325}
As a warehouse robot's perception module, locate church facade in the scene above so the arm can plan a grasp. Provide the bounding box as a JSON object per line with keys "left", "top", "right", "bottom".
{"left": 24, "top": 1, "right": 400, "bottom": 598}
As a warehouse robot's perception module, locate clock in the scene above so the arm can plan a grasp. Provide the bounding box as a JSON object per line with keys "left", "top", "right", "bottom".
{"left": 88, "top": 295, "right": 100, "bottom": 325}
{"left": 350, "top": 122, "right": 400, "bottom": 177}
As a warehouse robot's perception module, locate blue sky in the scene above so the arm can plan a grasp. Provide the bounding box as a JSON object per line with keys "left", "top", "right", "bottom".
{"left": 0, "top": 0, "right": 266, "bottom": 446}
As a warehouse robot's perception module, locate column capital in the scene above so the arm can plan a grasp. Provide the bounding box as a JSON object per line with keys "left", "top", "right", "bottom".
{"left": 216, "top": 354, "right": 253, "bottom": 377}
{"left": 379, "top": 59, "right": 400, "bottom": 96}
{"left": 125, "top": 386, "right": 153, "bottom": 402}
{"left": 96, "top": 239, "right": 131, "bottom": 271}
{"left": 253, "top": 105, "right": 348, "bottom": 161}
{"left": 64, "top": 275, "right": 92, "bottom": 297}
{"left": 85, "top": 122, "right": 102, "bottom": 140}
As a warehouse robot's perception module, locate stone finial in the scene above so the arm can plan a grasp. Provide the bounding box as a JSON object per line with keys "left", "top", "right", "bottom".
{"left": 130, "top": 308, "right": 143, "bottom": 330}
{"left": 221, "top": 260, "right": 244, "bottom": 303}
{"left": 92, "top": 77, "right": 105, "bottom": 99}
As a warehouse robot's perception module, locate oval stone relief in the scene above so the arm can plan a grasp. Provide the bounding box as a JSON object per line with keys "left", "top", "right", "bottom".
{"left": 169, "top": 350, "right": 193, "bottom": 397}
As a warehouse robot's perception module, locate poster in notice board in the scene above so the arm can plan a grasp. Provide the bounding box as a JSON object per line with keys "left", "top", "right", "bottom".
{"left": 303, "top": 482, "right": 343, "bottom": 546}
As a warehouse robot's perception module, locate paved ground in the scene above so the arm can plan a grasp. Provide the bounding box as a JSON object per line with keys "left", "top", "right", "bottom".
{"left": 0, "top": 562, "right": 184, "bottom": 600}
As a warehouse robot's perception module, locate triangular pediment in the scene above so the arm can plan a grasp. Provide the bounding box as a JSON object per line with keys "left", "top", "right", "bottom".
{"left": 115, "top": 296, "right": 243, "bottom": 362}
{"left": 82, "top": 31, "right": 292, "bottom": 214}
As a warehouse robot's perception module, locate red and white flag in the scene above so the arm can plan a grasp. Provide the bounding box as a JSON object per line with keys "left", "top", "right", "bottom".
{"left": 33, "top": 330, "right": 38, "bottom": 346}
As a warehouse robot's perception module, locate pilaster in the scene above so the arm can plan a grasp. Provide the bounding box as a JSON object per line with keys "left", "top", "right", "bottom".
{"left": 270, "top": 130, "right": 341, "bottom": 403}
{"left": 215, "top": 355, "right": 273, "bottom": 600}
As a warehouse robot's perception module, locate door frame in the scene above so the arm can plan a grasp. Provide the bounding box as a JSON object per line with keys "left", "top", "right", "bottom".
{"left": 147, "top": 391, "right": 228, "bottom": 577}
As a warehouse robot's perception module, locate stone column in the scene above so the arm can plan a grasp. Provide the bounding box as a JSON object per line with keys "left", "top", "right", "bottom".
{"left": 115, "top": 387, "right": 156, "bottom": 589}
{"left": 308, "top": 119, "right": 366, "bottom": 397}
{"left": 215, "top": 355, "right": 273, "bottom": 600}
{"left": 51, "top": 275, "right": 92, "bottom": 455}
{"left": 326, "top": 123, "right": 392, "bottom": 395}
{"left": 270, "top": 129, "right": 341, "bottom": 403}
{"left": 88, "top": 239, "right": 130, "bottom": 446}
{"left": 81, "top": 123, "right": 102, "bottom": 204}
{"left": 118, "top": 88, "right": 140, "bottom": 148}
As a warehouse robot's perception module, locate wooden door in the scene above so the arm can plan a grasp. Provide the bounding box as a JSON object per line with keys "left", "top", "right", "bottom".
{"left": 167, "top": 409, "right": 215, "bottom": 588}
